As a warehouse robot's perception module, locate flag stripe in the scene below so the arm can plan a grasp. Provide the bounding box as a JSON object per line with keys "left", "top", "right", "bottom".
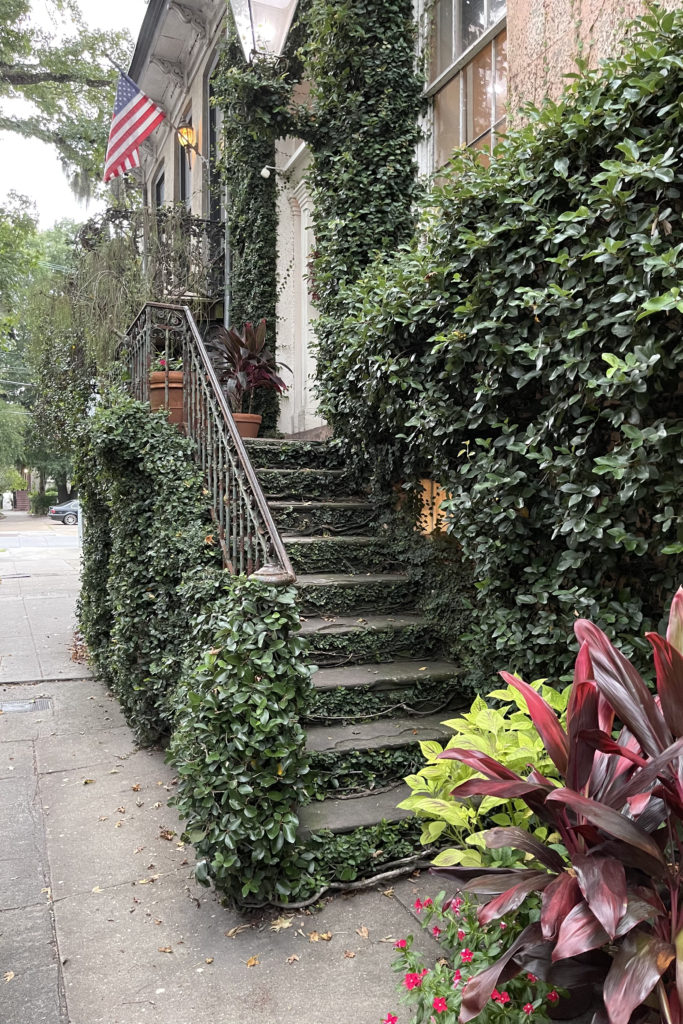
{"left": 103, "top": 72, "right": 166, "bottom": 183}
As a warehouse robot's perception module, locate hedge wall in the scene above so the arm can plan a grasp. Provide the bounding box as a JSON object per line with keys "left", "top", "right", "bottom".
{"left": 314, "top": 8, "right": 683, "bottom": 683}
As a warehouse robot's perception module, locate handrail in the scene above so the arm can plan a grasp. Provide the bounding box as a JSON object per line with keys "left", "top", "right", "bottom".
{"left": 118, "top": 301, "right": 295, "bottom": 584}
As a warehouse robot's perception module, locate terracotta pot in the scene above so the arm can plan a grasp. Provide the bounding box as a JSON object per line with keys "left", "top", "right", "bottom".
{"left": 149, "top": 371, "right": 184, "bottom": 426}
{"left": 232, "top": 412, "right": 262, "bottom": 439}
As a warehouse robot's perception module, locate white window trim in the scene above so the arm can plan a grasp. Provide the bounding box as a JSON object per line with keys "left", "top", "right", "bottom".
{"left": 426, "top": 14, "right": 506, "bottom": 98}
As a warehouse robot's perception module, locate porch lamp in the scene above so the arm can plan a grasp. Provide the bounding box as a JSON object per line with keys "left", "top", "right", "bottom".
{"left": 229, "top": 0, "right": 299, "bottom": 61}
{"left": 176, "top": 119, "right": 196, "bottom": 152}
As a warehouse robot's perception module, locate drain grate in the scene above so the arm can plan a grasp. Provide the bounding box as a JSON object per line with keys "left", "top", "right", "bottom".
{"left": 0, "top": 697, "right": 52, "bottom": 714}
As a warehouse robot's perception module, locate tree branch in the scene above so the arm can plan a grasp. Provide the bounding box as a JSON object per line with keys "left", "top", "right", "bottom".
{"left": 0, "top": 64, "right": 112, "bottom": 89}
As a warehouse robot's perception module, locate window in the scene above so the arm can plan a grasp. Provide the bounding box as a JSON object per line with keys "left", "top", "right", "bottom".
{"left": 154, "top": 172, "right": 165, "bottom": 208}
{"left": 428, "top": 0, "right": 507, "bottom": 169}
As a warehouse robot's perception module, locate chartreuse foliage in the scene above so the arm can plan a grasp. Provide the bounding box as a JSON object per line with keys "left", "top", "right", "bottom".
{"left": 399, "top": 682, "right": 569, "bottom": 868}
{"left": 314, "top": 7, "right": 683, "bottom": 684}
{"left": 76, "top": 387, "right": 220, "bottom": 742}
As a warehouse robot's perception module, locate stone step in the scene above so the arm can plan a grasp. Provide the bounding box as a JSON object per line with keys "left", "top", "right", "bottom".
{"left": 285, "top": 535, "right": 392, "bottom": 574}
{"left": 305, "top": 713, "right": 453, "bottom": 754}
{"left": 270, "top": 499, "right": 377, "bottom": 536}
{"left": 243, "top": 438, "right": 344, "bottom": 470}
{"left": 257, "top": 468, "right": 362, "bottom": 501}
{"left": 298, "top": 786, "right": 411, "bottom": 836}
{"left": 296, "top": 572, "right": 414, "bottom": 614}
{"left": 312, "top": 658, "right": 460, "bottom": 692}
{"left": 299, "top": 612, "right": 435, "bottom": 666}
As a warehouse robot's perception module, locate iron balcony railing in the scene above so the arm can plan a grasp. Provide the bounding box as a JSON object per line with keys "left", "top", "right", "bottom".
{"left": 118, "top": 302, "right": 295, "bottom": 584}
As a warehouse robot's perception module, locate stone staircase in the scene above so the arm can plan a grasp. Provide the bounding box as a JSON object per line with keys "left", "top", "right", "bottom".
{"left": 244, "top": 437, "right": 463, "bottom": 854}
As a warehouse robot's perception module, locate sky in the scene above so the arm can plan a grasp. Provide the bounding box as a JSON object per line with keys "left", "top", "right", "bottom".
{"left": 0, "top": 0, "right": 147, "bottom": 228}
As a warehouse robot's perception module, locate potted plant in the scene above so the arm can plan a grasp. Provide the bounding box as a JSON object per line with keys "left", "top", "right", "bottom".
{"left": 204, "top": 320, "right": 287, "bottom": 438}
{"left": 149, "top": 353, "right": 184, "bottom": 426}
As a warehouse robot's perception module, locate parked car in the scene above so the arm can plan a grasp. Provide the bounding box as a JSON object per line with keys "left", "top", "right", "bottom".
{"left": 48, "top": 499, "right": 80, "bottom": 525}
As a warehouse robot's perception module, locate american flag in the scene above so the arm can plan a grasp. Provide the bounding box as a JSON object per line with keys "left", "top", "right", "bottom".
{"left": 103, "top": 72, "right": 166, "bottom": 182}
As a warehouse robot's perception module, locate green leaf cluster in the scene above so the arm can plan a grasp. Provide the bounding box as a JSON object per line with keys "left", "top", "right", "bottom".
{"left": 314, "top": 6, "right": 683, "bottom": 682}
{"left": 399, "top": 681, "right": 569, "bottom": 868}
{"left": 169, "top": 577, "right": 316, "bottom": 904}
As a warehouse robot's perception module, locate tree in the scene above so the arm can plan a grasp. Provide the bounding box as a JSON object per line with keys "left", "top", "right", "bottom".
{"left": 0, "top": 0, "right": 131, "bottom": 194}
{"left": 0, "top": 191, "right": 37, "bottom": 347}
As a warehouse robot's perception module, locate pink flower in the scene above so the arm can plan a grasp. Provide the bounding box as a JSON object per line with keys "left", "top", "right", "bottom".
{"left": 432, "top": 926, "right": 442, "bottom": 937}
{"left": 491, "top": 990, "right": 501, "bottom": 1002}
{"left": 394, "top": 939, "right": 407, "bottom": 949}
{"left": 433, "top": 998, "right": 448, "bottom": 1014}
{"left": 414, "top": 899, "right": 423, "bottom": 913}
{"left": 461, "top": 948, "right": 473, "bottom": 964}
{"left": 404, "top": 973, "right": 423, "bottom": 991}
{"left": 523, "top": 1004, "right": 534, "bottom": 1015}
{"left": 383, "top": 1016, "right": 398, "bottom": 1024}
{"left": 423, "top": 898, "right": 433, "bottom": 907}
{"left": 547, "top": 991, "right": 559, "bottom": 1004}
{"left": 500, "top": 921, "right": 507, "bottom": 930}
{"left": 449, "top": 897, "right": 464, "bottom": 913}
{"left": 526, "top": 973, "right": 537, "bottom": 983}
{"left": 457, "top": 928, "right": 466, "bottom": 941}
{"left": 452, "top": 969, "right": 462, "bottom": 988}
{"left": 498, "top": 992, "right": 511, "bottom": 1005}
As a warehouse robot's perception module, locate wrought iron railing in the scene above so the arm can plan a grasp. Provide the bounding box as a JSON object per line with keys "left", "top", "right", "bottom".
{"left": 118, "top": 302, "right": 295, "bottom": 583}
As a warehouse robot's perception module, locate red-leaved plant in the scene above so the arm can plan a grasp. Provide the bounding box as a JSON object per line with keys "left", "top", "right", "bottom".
{"left": 434, "top": 587, "right": 683, "bottom": 1024}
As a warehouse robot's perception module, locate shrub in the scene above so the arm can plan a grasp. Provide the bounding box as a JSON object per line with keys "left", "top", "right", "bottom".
{"left": 169, "top": 577, "right": 315, "bottom": 904}
{"left": 30, "top": 489, "right": 58, "bottom": 515}
{"left": 399, "top": 682, "right": 569, "bottom": 868}
{"left": 314, "top": 6, "right": 683, "bottom": 686}
{"left": 434, "top": 586, "right": 683, "bottom": 1024}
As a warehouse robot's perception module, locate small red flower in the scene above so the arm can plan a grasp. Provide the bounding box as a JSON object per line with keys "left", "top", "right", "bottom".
{"left": 433, "top": 997, "right": 448, "bottom": 1014}
{"left": 526, "top": 973, "right": 537, "bottom": 983}
{"left": 498, "top": 992, "right": 511, "bottom": 1005}
{"left": 523, "top": 1004, "right": 534, "bottom": 1015}
{"left": 432, "top": 926, "right": 442, "bottom": 937}
{"left": 547, "top": 991, "right": 559, "bottom": 1004}
{"left": 491, "top": 990, "right": 501, "bottom": 1002}
{"left": 404, "top": 973, "right": 423, "bottom": 991}
{"left": 450, "top": 897, "right": 464, "bottom": 913}
{"left": 452, "top": 969, "right": 462, "bottom": 988}
{"left": 414, "top": 899, "right": 423, "bottom": 913}
{"left": 457, "top": 928, "right": 465, "bottom": 941}
{"left": 394, "top": 939, "right": 407, "bottom": 949}
{"left": 500, "top": 921, "right": 507, "bottom": 930}
{"left": 383, "top": 1015, "right": 398, "bottom": 1024}
{"left": 423, "top": 897, "right": 433, "bottom": 907}
{"left": 420, "top": 969, "right": 429, "bottom": 977}
{"left": 460, "top": 948, "right": 473, "bottom": 964}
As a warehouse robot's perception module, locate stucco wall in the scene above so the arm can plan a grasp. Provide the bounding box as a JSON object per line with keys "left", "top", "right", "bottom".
{"left": 507, "top": 0, "right": 682, "bottom": 115}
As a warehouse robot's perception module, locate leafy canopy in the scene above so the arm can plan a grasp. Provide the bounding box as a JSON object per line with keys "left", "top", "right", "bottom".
{"left": 0, "top": 0, "right": 131, "bottom": 194}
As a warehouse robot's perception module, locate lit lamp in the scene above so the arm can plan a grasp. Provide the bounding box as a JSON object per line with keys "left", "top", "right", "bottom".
{"left": 229, "top": 0, "right": 299, "bottom": 61}
{"left": 177, "top": 119, "right": 196, "bottom": 152}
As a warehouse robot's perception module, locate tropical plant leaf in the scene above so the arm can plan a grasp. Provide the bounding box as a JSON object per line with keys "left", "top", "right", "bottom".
{"left": 574, "top": 619, "right": 671, "bottom": 758}
{"left": 449, "top": 778, "right": 550, "bottom": 801}
{"left": 460, "top": 923, "right": 543, "bottom": 1022}
{"left": 499, "top": 671, "right": 569, "bottom": 776}
{"left": 602, "top": 930, "right": 674, "bottom": 1024}
{"left": 545, "top": 789, "right": 667, "bottom": 867}
{"left": 483, "top": 826, "right": 566, "bottom": 873}
{"left": 567, "top": 677, "right": 599, "bottom": 791}
{"left": 553, "top": 899, "right": 609, "bottom": 961}
{"left": 667, "top": 587, "right": 683, "bottom": 656}
{"left": 437, "top": 747, "right": 521, "bottom": 780}
{"left": 478, "top": 872, "right": 553, "bottom": 925}
{"left": 572, "top": 854, "right": 627, "bottom": 938}
{"left": 541, "top": 873, "right": 581, "bottom": 940}
{"left": 647, "top": 633, "right": 683, "bottom": 737}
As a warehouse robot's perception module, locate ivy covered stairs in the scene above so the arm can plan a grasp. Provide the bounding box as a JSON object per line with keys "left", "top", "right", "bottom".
{"left": 244, "top": 437, "right": 462, "bottom": 859}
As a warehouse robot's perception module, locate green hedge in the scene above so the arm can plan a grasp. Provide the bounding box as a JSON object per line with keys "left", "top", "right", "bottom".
{"left": 30, "top": 490, "right": 58, "bottom": 515}
{"left": 315, "top": 8, "right": 683, "bottom": 683}
{"left": 76, "top": 388, "right": 220, "bottom": 742}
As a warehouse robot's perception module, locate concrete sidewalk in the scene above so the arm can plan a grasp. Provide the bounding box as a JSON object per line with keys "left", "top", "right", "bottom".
{"left": 0, "top": 514, "right": 441, "bottom": 1024}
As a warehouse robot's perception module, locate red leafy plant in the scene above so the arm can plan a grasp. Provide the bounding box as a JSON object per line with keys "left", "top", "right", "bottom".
{"left": 434, "top": 587, "right": 683, "bottom": 1024}
{"left": 205, "top": 320, "right": 288, "bottom": 414}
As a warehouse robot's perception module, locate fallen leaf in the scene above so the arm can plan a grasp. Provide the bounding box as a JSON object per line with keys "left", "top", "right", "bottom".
{"left": 382, "top": 888, "right": 395, "bottom": 899}
{"left": 134, "top": 846, "right": 144, "bottom": 854}
{"left": 308, "top": 931, "right": 320, "bottom": 942}
{"left": 114, "top": 821, "right": 123, "bottom": 828}
{"left": 286, "top": 954, "right": 300, "bottom": 964}
{"left": 98, "top": 816, "right": 108, "bottom": 822}
{"left": 379, "top": 936, "right": 396, "bottom": 943}
{"left": 225, "top": 924, "right": 252, "bottom": 939}
{"left": 153, "top": 802, "right": 162, "bottom": 809}
{"left": 108, "top": 769, "right": 119, "bottom": 774}
{"left": 269, "top": 915, "right": 294, "bottom": 932}
{"left": 91, "top": 886, "right": 103, "bottom": 893}
{"left": 356, "top": 926, "right": 369, "bottom": 940}
{"left": 154, "top": 919, "right": 162, "bottom": 925}
{"left": 320, "top": 932, "right": 332, "bottom": 941}
{"left": 205, "top": 957, "right": 214, "bottom": 964}
{"left": 158, "top": 947, "right": 173, "bottom": 954}
{"left": 116, "top": 806, "right": 126, "bottom": 814}
{"left": 4, "top": 971, "right": 14, "bottom": 983}
{"left": 83, "top": 778, "right": 95, "bottom": 785}
{"left": 245, "top": 955, "right": 259, "bottom": 968}
{"left": 159, "top": 828, "right": 175, "bottom": 841}
{"left": 344, "top": 950, "right": 356, "bottom": 959}
{"left": 132, "top": 784, "right": 141, "bottom": 792}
